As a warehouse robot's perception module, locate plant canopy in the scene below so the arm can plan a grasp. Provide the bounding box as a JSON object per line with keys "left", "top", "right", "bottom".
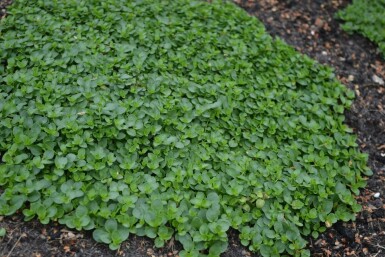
{"left": 0, "top": 0, "right": 371, "bottom": 256}
{"left": 337, "top": 0, "right": 385, "bottom": 57}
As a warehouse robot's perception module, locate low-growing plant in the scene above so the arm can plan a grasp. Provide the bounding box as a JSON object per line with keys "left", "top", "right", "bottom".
{"left": 336, "top": 0, "right": 385, "bottom": 57}
{"left": 0, "top": 0, "right": 371, "bottom": 256}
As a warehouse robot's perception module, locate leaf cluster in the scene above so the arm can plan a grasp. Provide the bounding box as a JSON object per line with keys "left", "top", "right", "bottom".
{"left": 0, "top": 0, "right": 371, "bottom": 256}
{"left": 336, "top": 0, "right": 385, "bottom": 57}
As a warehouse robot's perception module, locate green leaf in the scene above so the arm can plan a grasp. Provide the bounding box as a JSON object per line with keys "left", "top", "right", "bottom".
{"left": 177, "top": 234, "right": 194, "bottom": 251}
{"left": 158, "top": 226, "right": 173, "bottom": 241}
{"left": 93, "top": 228, "right": 111, "bottom": 244}
{"left": 0, "top": 228, "right": 6, "bottom": 237}
{"left": 105, "top": 219, "right": 118, "bottom": 233}
{"left": 55, "top": 156, "right": 68, "bottom": 169}
{"left": 6, "top": 195, "right": 27, "bottom": 215}
{"left": 291, "top": 200, "right": 304, "bottom": 210}
{"left": 255, "top": 199, "right": 265, "bottom": 209}
{"left": 75, "top": 206, "right": 88, "bottom": 217}
{"left": 206, "top": 205, "right": 220, "bottom": 222}
{"left": 111, "top": 227, "right": 130, "bottom": 243}
{"left": 154, "top": 237, "right": 165, "bottom": 248}
{"left": 228, "top": 140, "right": 238, "bottom": 148}
{"left": 209, "top": 240, "right": 228, "bottom": 256}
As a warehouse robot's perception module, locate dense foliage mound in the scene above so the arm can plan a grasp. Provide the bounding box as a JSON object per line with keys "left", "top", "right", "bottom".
{"left": 337, "top": 0, "right": 385, "bottom": 57}
{"left": 0, "top": 0, "right": 371, "bottom": 256}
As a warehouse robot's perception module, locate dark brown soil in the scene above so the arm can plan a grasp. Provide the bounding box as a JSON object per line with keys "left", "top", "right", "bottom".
{"left": 0, "top": 0, "right": 10, "bottom": 19}
{"left": 1, "top": 0, "right": 385, "bottom": 256}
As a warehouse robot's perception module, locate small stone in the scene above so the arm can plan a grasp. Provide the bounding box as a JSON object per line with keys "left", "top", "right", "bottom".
{"left": 348, "top": 75, "right": 354, "bottom": 82}
{"left": 67, "top": 232, "right": 76, "bottom": 239}
{"left": 372, "top": 74, "right": 384, "bottom": 85}
{"left": 374, "top": 192, "right": 380, "bottom": 198}
{"left": 146, "top": 248, "right": 154, "bottom": 256}
{"left": 315, "top": 17, "right": 324, "bottom": 28}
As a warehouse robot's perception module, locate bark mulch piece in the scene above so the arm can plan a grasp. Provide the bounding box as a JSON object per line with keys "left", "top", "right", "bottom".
{"left": 1, "top": 0, "right": 385, "bottom": 256}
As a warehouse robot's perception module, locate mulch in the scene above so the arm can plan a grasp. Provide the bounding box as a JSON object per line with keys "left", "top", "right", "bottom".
{"left": 0, "top": 0, "right": 10, "bottom": 19}
{"left": 1, "top": 0, "right": 385, "bottom": 256}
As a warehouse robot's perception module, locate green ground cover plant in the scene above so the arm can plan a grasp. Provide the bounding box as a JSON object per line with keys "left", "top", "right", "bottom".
{"left": 337, "top": 0, "right": 385, "bottom": 57}
{"left": 0, "top": 0, "right": 372, "bottom": 256}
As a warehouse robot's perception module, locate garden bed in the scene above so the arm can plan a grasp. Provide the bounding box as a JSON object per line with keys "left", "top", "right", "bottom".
{"left": 1, "top": 0, "right": 384, "bottom": 256}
